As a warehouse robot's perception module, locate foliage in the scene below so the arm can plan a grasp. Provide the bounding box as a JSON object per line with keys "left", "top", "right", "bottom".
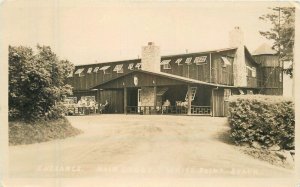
{"left": 228, "top": 95, "right": 294, "bottom": 150}
{"left": 259, "top": 7, "right": 295, "bottom": 77}
{"left": 9, "top": 117, "right": 82, "bottom": 145}
{"left": 9, "top": 45, "right": 74, "bottom": 121}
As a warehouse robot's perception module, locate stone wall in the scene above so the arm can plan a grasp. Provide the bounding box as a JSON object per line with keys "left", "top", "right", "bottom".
{"left": 140, "top": 87, "right": 155, "bottom": 106}
{"left": 229, "top": 27, "right": 247, "bottom": 87}
{"left": 141, "top": 42, "right": 161, "bottom": 73}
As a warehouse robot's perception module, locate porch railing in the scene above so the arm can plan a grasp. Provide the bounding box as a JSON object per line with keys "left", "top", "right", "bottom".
{"left": 126, "top": 105, "right": 211, "bottom": 116}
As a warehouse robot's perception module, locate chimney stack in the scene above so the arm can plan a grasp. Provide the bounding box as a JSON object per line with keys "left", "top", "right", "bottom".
{"left": 141, "top": 42, "right": 161, "bottom": 72}
{"left": 229, "top": 27, "right": 247, "bottom": 87}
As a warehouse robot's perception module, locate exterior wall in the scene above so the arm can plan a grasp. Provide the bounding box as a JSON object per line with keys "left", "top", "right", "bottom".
{"left": 229, "top": 27, "right": 247, "bottom": 87}
{"left": 141, "top": 42, "right": 160, "bottom": 73}
{"left": 160, "top": 49, "right": 236, "bottom": 86}
{"left": 67, "top": 59, "right": 141, "bottom": 91}
{"left": 140, "top": 87, "right": 155, "bottom": 106}
{"left": 252, "top": 54, "right": 283, "bottom": 95}
{"left": 99, "top": 90, "right": 124, "bottom": 113}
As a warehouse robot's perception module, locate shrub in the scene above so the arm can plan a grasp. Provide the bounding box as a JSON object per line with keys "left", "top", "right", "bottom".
{"left": 9, "top": 45, "right": 74, "bottom": 122}
{"left": 228, "top": 95, "right": 294, "bottom": 150}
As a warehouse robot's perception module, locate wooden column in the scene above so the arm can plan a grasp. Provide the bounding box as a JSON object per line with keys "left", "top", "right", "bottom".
{"left": 187, "top": 85, "right": 192, "bottom": 115}
{"left": 153, "top": 86, "right": 157, "bottom": 108}
{"left": 124, "top": 87, "right": 127, "bottom": 114}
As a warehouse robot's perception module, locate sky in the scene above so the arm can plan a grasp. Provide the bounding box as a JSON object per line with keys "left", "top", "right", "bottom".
{"left": 1, "top": 0, "right": 295, "bottom": 65}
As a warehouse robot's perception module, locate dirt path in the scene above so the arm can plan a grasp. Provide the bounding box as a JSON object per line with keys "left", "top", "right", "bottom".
{"left": 9, "top": 115, "right": 294, "bottom": 178}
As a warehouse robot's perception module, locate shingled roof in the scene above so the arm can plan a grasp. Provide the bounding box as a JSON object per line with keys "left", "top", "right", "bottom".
{"left": 252, "top": 43, "right": 277, "bottom": 55}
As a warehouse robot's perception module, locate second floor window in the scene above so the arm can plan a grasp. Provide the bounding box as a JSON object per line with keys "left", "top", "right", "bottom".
{"left": 161, "top": 60, "right": 171, "bottom": 69}
{"left": 113, "top": 64, "right": 124, "bottom": 73}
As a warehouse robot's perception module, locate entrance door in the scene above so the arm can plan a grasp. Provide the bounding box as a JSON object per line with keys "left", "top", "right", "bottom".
{"left": 137, "top": 89, "right": 141, "bottom": 112}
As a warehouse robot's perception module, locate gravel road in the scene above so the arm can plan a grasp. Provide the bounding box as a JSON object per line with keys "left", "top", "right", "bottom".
{"left": 9, "top": 115, "right": 294, "bottom": 179}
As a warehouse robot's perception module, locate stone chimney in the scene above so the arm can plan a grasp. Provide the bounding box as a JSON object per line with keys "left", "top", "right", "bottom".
{"left": 141, "top": 42, "right": 161, "bottom": 72}
{"left": 229, "top": 27, "right": 247, "bottom": 87}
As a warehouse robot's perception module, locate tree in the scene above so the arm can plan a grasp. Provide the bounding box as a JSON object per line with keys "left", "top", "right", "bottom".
{"left": 9, "top": 45, "right": 74, "bottom": 121}
{"left": 259, "top": 7, "right": 295, "bottom": 77}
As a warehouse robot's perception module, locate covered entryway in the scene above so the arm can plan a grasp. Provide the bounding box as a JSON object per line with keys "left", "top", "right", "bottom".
{"left": 91, "top": 70, "right": 234, "bottom": 116}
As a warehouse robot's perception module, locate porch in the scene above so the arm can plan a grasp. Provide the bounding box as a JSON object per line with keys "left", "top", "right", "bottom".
{"left": 91, "top": 70, "right": 233, "bottom": 117}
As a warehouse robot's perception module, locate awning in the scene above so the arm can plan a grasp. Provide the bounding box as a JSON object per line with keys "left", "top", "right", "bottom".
{"left": 74, "top": 68, "right": 84, "bottom": 74}
{"left": 160, "top": 59, "right": 171, "bottom": 65}
{"left": 194, "top": 56, "right": 207, "bottom": 64}
{"left": 113, "top": 64, "right": 123, "bottom": 71}
{"left": 100, "top": 66, "right": 110, "bottom": 71}
{"left": 221, "top": 57, "right": 231, "bottom": 66}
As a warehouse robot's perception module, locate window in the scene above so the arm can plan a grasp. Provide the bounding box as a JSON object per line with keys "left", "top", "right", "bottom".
{"left": 224, "top": 89, "right": 231, "bottom": 100}
{"left": 194, "top": 56, "right": 207, "bottom": 65}
{"left": 135, "top": 63, "right": 141, "bottom": 69}
{"left": 93, "top": 67, "right": 100, "bottom": 73}
{"left": 160, "top": 60, "right": 171, "bottom": 69}
{"left": 113, "top": 64, "right": 124, "bottom": 73}
{"left": 100, "top": 65, "right": 110, "bottom": 74}
{"left": 221, "top": 57, "right": 231, "bottom": 67}
{"left": 185, "top": 57, "right": 192, "bottom": 65}
{"left": 74, "top": 68, "right": 85, "bottom": 77}
{"left": 128, "top": 63, "right": 134, "bottom": 70}
{"left": 87, "top": 67, "right": 93, "bottom": 73}
{"left": 175, "top": 58, "right": 183, "bottom": 65}
{"left": 279, "top": 72, "right": 282, "bottom": 82}
{"left": 252, "top": 67, "right": 257, "bottom": 77}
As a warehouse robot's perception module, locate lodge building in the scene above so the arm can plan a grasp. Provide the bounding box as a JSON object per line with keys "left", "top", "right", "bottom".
{"left": 66, "top": 27, "right": 283, "bottom": 117}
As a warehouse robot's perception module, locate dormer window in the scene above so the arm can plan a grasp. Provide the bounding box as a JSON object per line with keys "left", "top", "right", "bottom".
{"left": 87, "top": 67, "right": 93, "bottom": 74}
{"left": 93, "top": 67, "right": 100, "bottom": 73}
{"left": 161, "top": 60, "right": 171, "bottom": 69}
{"left": 128, "top": 63, "right": 134, "bottom": 70}
{"left": 185, "top": 57, "right": 192, "bottom": 65}
{"left": 100, "top": 66, "right": 110, "bottom": 74}
{"left": 175, "top": 58, "right": 183, "bottom": 66}
{"left": 74, "top": 68, "right": 85, "bottom": 77}
{"left": 135, "top": 63, "right": 141, "bottom": 70}
{"left": 194, "top": 56, "right": 207, "bottom": 65}
{"left": 221, "top": 57, "right": 231, "bottom": 67}
{"left": 113, "top": 64, "right": 124, "bottom": 73}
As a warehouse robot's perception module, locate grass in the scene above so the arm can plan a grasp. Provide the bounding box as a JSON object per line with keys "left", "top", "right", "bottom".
{"left": 9, "top": 117, "right": 83, "bottom": 146}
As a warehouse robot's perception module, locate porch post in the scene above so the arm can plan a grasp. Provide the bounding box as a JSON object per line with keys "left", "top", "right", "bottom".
{"left": 187, "top": 84, "right": 192, "bottom": 115}
{"left": 153, "top": 86, "right": 157, "bottom": 108}
{"left": 124, "top": 87, "right": 127, "bottom": 114}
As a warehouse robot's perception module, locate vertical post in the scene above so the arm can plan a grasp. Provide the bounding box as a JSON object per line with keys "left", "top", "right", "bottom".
{"left": 153, "top": 86, "right": 157, "bottom": 108}
{"left": 209, "top": 53, "right": 212, "bottom": 83}
{"left": 187, "top": 85, "right": 192, "bottom": 115}
{"left": 124, "top": 87, "right": 127, "bottom": 114}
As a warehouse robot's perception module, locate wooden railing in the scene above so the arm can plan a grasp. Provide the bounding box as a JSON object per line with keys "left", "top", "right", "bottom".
{"left": 191, "top": 105, "right": 211, "bottom": 115}
{"left": 126, "top": 105, "right": 211, "bottom": 116}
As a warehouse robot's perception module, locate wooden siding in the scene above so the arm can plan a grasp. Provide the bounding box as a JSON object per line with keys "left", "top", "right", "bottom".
{"left": 160, "top": 49, "right": 236, "bottom": 86}
{"left": 259, "top": 67, "right": 283, "bottom": 95}
{"left": 245, "top": 53, "right": 259, "bottom": 88}
{"left": 99, "top": 72, "right": 188, "bottom": 89}
{"left": 99, "top": 90, "right": 124, "bottom": 113}
{"left": 253, "top": 54, "right": 280, "bottom": 67}
{"left": 68, "top": 59, "right": 141, "bottom": 91}
{"left": 212, "top": 88, "right": 225, "bottom": 117}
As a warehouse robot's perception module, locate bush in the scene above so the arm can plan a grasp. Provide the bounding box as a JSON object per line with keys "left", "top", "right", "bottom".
{"left": 46, "top": 103, "right": 68, "bottom": 120}
{"left": 9, "top": 117, "right": 82, "bottom": 145}
{"left": 9, "top": 45, "right": 74, "bottom": 122}
{"left": 228, "top": 95, "right": 294, "bottom": 150}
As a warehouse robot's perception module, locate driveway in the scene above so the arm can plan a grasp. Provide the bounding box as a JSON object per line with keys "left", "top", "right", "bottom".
{"left": 9, "top": 115, "right": 294, "bottom": 178}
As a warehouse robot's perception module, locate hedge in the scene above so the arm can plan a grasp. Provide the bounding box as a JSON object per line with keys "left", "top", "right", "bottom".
{"left": 228, "top": 95, "right": 294, "bottom": 150}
